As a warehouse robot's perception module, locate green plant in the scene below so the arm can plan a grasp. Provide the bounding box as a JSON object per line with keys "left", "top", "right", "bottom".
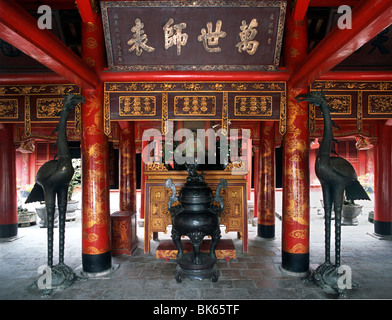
{"left": 68, "top": 159, "right": 81, "bottom": 201}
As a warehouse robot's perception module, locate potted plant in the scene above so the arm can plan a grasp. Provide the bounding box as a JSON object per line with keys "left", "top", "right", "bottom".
{"left": 66, "top": 159, "right": 81, "bottom": 221}
{"left": 18, "top": 206, "right": 37, "bottom": 227}
{"left": 17, "top": 184, "right": 37, "bottom": 227}
{"left": 342, "top": 198, "right": 362, "bottom": 226}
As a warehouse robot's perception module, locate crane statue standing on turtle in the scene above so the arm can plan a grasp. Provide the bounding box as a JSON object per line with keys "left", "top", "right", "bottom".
{"left": 26, "top": 93, "right": 85, "bottom": 297}
{"left": 296, "top": 91, "right": 370, "bottom": 297}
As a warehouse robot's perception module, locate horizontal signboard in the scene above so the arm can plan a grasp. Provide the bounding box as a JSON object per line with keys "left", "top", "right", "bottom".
{"left": 101, "top": 1, "right": 287, "bottom": 71}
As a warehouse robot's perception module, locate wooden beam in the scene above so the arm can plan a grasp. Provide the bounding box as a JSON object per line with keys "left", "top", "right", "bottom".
{"left": 100, "top": 70, "right": 291, "bottom": 82}
{"left": 0, "top": 73, "right": 67, "bottom": 84}
{"left": 320, "top": 71, "right": 392, "bottom": 81}
{"left": 293, "top": 0, "right": 310, "bottom": 21}
{"left": 0, "top": 0, "right": 100, "bottom": 89}
{"left": 290, "top": 0, "right": 392, "bottom": 88}
{"left": 309, "top": 0, "right": 361, "bottom": 7}
{"left": 75, "top": 0, "right": 98, "bottom": 23}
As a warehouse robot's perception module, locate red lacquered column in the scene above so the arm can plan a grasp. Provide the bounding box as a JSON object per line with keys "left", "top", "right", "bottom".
{"left": 374, "top": 121, "right": 392, "bottom": 236}
{"left": 281, "top": 10, "right": 310, "bottom": 273}
{"left": 0, "top": 124, "right": 18, "bottom": 239}
{"left": 119, "top": 122, "right": 137, "bottom": 213}
{"left": 257, "top": 122, "right": 276, "bottom": 239}
{"left": 81, "top": 18, "right": 112, "bottom": 273}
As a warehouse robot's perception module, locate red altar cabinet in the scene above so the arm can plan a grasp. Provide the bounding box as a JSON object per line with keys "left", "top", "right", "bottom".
{"left": 143, "top": 164, "right": 248, "bottom": 260}
{"left": 111, "top": 211, "right": 138, "bottom": 255}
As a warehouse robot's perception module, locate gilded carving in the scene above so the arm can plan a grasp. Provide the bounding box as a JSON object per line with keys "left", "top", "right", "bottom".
{"left": 183, "top": 83, "right": 203, "bottom": 91}
{"left": 86, "top": 37, "right": 98, "bottom": 49}
{"left": 145, "top": 163, "right": 168, "bottom": 171}
{"left": 368, "top": 95, "right": 392, "bottom": 114}
{"left": 24, "top": 95, "right": 31, "bottom": 137}
{"left": 326, "top": 95, "right": 351, "bottom": 114}
{"left": 0, "top": 99, "right": 18, "bottom": 119}
{"left": 234, "top": 96, "right": 272, "bottom": 116}
{"left": 119, "top": 96, "right": 156, "bottom": 116}
{"left": 174, "top": 96, "right": 216, "bottom": 116}
{"left": 37, "top": 98, "right": 63, "bottom": 118}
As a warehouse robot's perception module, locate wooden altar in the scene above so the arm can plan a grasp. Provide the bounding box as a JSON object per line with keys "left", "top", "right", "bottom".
{"left": 143, "top": 163, "right": 248, "bottom": 254}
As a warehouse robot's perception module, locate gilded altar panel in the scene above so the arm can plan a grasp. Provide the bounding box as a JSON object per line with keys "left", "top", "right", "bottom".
{"left": 144, "top": 169, "right": 248, "bottom": 254}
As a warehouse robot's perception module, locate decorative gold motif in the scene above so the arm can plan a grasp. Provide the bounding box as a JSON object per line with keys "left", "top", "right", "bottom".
{"left": 222, "top": 91, "right": 229, "bottom": 134}
{"left": 234, "top": 96, "right": 272, "bottom": 116}
{"left": 183, "top": 83, "right": 203, "bottom": 91}
{"left": 357, "top": 91, "right": 363, "bottom": 133}
{"left": 104, "top": 92, "right": 111, "bottom": 136}
{"left": 86, "top": 37, "right": 98, "bottom": 49}
{"left": 24, "top": 95, "right": 31, "bottom": 137}
{"left": 162, "top": 92, "right": 168, "bottom": 134}
{"left": 0, "top": 99, "right": 18, "bottom": 119}
{"left": 36, "top": 98, "right": 63, "bottom": 118}
{"left": 119, "top": 96, "right": 156, "bottom": 116}
{"left": 174, "top": 96, "right": 216, "bottom": 116}
{"left": 279, "top": 91, "right": 286, "bottom": 135}
{"left": 145, "top": 163, "right": 168, "bottom": 171}
{"left": 326, "top": 95, "right": 351, "bottom": 114}
{"left": 368, "top": 95, "right": 392, "bottom": 114}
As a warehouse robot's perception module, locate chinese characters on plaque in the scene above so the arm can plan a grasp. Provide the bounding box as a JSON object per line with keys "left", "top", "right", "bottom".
{"left": 101, "top": 1, "right": 287, "bottom": 71}
{"left": 128, "top": 18, "right": 260, "bottom": 56}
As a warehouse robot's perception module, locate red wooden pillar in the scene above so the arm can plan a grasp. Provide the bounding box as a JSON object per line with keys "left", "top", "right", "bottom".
{"left": 253, "top": 145, "right": 259, "bottom": 219}
{"left": 119, "top": 122, "right": 137, "bottom": 213}
{"left": 257, "top": 122, "right": 276, "bottom": 239}
{"left": 81, "top": 18, "right": 112, "bottom": 273}
{"left": 281, "top": 10, "right": 310, "bottom": 273}
{"left": 374, "top": 121, "right": 392, "bottom": 236}
{"left": 0, "top": 124, "right": 18, "bottom": 239}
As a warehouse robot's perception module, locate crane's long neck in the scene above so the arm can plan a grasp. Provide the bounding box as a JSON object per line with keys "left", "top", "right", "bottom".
{"left": 57, "top": 108, "right": 72, "bottom": 161}
{"left": 319, "top": 103, "right": 333, "bottom": 157}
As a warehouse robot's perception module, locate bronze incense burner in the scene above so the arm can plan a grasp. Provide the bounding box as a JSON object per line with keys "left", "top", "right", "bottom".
{"left": 165, "top": 164, "right": 227, "bottom": 282}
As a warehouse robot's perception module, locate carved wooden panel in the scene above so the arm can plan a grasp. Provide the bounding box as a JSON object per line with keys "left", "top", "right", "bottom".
{"left": 0, "top": 84, "right": 81, "bottom": 137}
{"left": 310, "top": 81, "right": 392, "bottom": 133}
{"left": 104, "top": 81, "right": 286, "bottom": 135}
{"left": 144, "top": 170, "right": 248, "bottom": 254}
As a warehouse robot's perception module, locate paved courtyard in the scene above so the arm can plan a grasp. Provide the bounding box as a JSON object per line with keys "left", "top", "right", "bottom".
{"left": 1, "top": 205, "right": 391, "bottom": 301}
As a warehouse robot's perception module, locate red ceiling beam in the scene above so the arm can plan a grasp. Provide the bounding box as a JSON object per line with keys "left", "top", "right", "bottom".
{"left": 100, "top": 70, "right": 291, "bottom": 82}
{"left": 290, "top": 0, "right": 392, "bottom": 88}
{"left": 293, "top": 0, "right": 310, "bottom": 21}
{"left": 75, "top": 0, "right": 98, "bottom": 23}
{"left": 320, "top": 71, "right": 392, "bottom": 81}
{"left": 0, "top": 0, "right": 100, "bottom": 89}
{"left": 0, "top": 73, "right": 68, "bottom": 84}
{"left": 309, "top": 0, "right": 361, "bottom": 7}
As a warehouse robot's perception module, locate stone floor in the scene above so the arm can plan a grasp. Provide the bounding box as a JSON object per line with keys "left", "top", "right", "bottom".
{"left": 1, "top": 208, "right": 391, "bottom": 301}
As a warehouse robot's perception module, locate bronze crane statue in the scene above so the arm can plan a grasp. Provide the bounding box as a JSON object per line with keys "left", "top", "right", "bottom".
{"left": 26, "top": 93, "right": 85, "bottom": 296}
{"left": 296, "top": 92, "right": 369, "bottom": 296}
